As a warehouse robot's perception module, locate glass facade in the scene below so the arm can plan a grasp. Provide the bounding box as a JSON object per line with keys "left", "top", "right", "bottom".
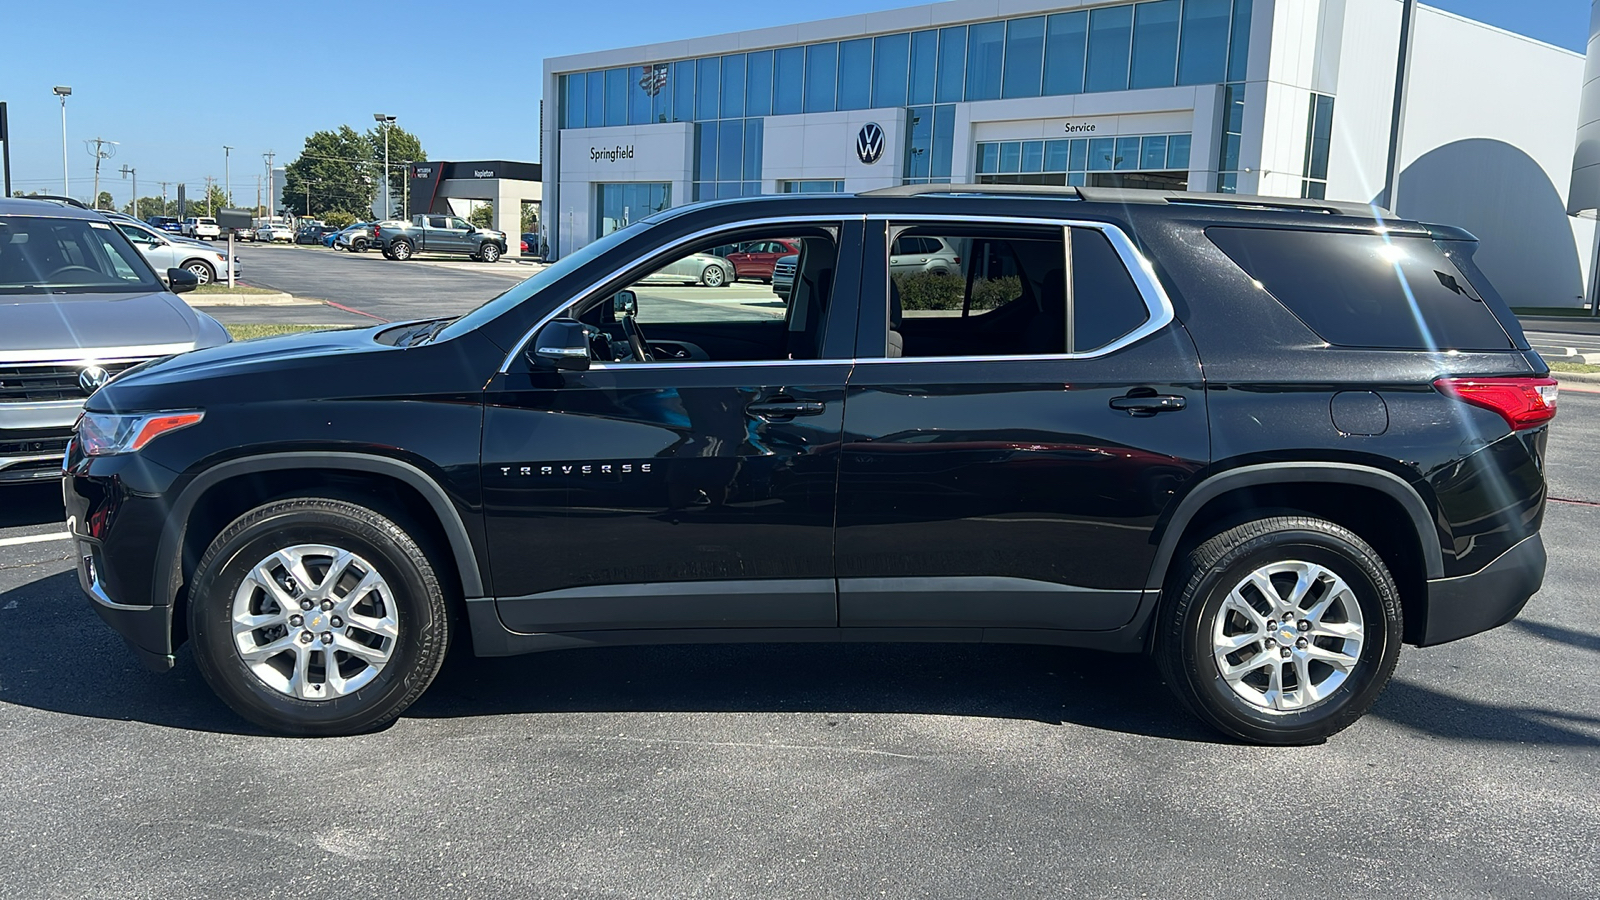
{"left": 781, "top": 180, "right": 846, "bottom": 193}
{"left": 693, "top": 118, "right": 763, "bottom": 200}
{"left": 904, "top": 105, "right": 957, "bottom": 184}
{"left": 557, "top": 0, "right": 1255, "bottom": 128}
{"left": 1301, "top": 92, "right": 1335, "bottom": 199}
{"left": 597, "top": 183, "right": 671, "bottom": 237}
{"left": 1216, "top": 81, "right": 1246, "bottom": 192}
{"left": 976, "top": 133, "right": 1190, "bottom": 186}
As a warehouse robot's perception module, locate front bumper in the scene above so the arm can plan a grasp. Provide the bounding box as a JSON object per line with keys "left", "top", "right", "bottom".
{"left": 1419, "top": 532, "right": 1546, "bottom": 646}
{"left": 73, "top": 526, "right": 176, "bottom": 671}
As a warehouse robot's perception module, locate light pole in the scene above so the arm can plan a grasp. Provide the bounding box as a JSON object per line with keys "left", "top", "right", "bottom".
{"left": 52, "top": 86, "right": 71, "bottom": 196}
{"left": 119, "top": 165, "right": 135, "bottom": 216}
{"left": 374, "top": 113, "right": 395, "bottom": 219}
{"left": 223, "top": 145, "right": 232, "bottom": 208}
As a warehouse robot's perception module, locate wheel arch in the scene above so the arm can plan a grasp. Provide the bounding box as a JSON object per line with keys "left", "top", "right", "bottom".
{"left": 1145, "top": 462, "right": 1442, "bottom": 645}
{"left": 156, "top": 454, "right": 485, "bottom": 638}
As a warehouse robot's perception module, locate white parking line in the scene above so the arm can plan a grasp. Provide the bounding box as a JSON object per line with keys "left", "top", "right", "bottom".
{"left": 0, "top": 532, "right": 71, "bottom": 548}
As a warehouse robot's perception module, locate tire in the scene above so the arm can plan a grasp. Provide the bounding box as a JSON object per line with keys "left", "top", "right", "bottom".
{"left": 184, "top": 260, "right": 216, "bottom": 285}
{"left": 391, "top": 239, "right": 413, "bottom": 260}
{"left": 187, "top": 497, "right": 450, "bottom": 736}
{"left": 1155, "top": 516, "right": 1402, "bottom": 745}
{"left": 353, "top": 239, "right": 369, "bottom": 253}
{"left": 478, "top": 243, "right": 501, "bottom": 263}
{"left": 701, "top": 264, "right": 725, "bottom": 287}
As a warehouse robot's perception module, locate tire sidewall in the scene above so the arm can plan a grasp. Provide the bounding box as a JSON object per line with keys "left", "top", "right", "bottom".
{"left": 1175, "top": 526, "right": 1401, "bottom": 743}
{"left": 188, "top": 504, "right": 444, "bottom": 735}
{"left": 186, "top": 260, "right": 215, "bottom": 284}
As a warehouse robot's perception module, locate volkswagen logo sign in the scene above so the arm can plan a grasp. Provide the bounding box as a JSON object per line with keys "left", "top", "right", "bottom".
{"left": 78, "top": 365, "right": 110, "bottom": 394}
{"left": 856, "top": 122, "right": 885, "bottom": 165}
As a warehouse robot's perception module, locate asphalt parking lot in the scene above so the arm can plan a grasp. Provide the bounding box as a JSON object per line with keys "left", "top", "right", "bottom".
{"left": 2, "top": 378, "right": 1598, "bottom": 897}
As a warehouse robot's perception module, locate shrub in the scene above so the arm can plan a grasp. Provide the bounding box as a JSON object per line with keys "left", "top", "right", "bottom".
{"left": 892, "top": 271, "right": 964, "bottom": 311}
{"left": 322, "top": 211, "right": 357, "bottom": 228}
{"left": 972, "top": 275, "right": 1021, "bottom": 310}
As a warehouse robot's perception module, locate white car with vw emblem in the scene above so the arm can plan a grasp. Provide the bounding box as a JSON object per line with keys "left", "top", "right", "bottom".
{"left": 0, "top": 198, "right": 231, "bottom": 483}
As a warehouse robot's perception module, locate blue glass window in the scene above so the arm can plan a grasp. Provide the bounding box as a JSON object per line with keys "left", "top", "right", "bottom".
{"left": 1044, "top": 11, "right": 1088, "bottom": 95}
{"left": 1044, "top": 140, "right": 1070, "bottom": 171}
{"left": 744, "top": 119, "right": 764, "bottom": 180}
{"left": 838, "top": 38, "right": 873, "bottom": 110}
{"left": 965, "top": 21, "right": 1004, "bottom": 101}
{"left": 720, "top": 54, "right": 745, "bottom": 119}
{"left": 672, "top": 61, "right": 694, "bottom": 122}
{"left": 628, "top": 66, "right": 651, "bottom": 125}
{"left": 976, "top": 143, "right": 1000, "bottom": 174}
{"left": 587, "top": 70, "right": 604, "bottom": 126}
{"left": 1067, "top": 172, "right": 1086, "bottom": 186}
{"left": 562, "top": 74, "right": 582, "bottom": 128}
{"left": 1167, "top": 134, "right": 1191, "bottom": 169}
{"left": 604, "top": 68, "right": 627, "bottom": 126}
{"left": 1069, "top": 139, "right": 1089, "bottom": 171}
{"left": 1115, "top": 137, "right": 1140, "bottom": 170}
{"left": 909, "top": 30, "right": 937, "bottom": 105}
{"left": 936, "top": 26, "right": 966, "bottom": 103}
{"left": 1140, "top": 135, "right": 1168, "bottom": 169}
{"left": 1002, "top": 17, "right": 1045, "bottom": 99}
{"left": 1088, "top": 137, "right": 1116, "bottom": 170}
{"left": 774, "top": 46, "right": 804, "bottom": 115}
{"left": 931, "top": 104, "right": 955, "bottom": 179}
{"left": 718, "top": 117, "right": 742, "bottom": 180}
{"left": 873, "top": 32, "right": 910, "bottom": 108}
{"left": 695, "top": 122, "right": 718, "bottom": 181}
{"left": 1130, "top": 0, "right": 1180, "bottom": 89}
{"left": 1086, "top": 6, "right": 1133, "bottom": 93}
{"left": 805, "top": 43, "right": 837, "bottom": 112}
{"left": 1228, "top": 0, "right": 1253, "bottom": 81}
{"left": 647, "top": 66, "right": 672, "bottom": 123}
{"left": 745, "top": 51, "right": 773, "bottom": 117}
{"left": 1021, "top": 140, "right": 1045, "bottom": 172}
{"left": 999, "top": 142, "right": 1021, "bottom": 174}
{"left": 1178, "top": 0, "right": 1231, "bottom": 85}
{"left": 906, "top": 106, "right": 933, "bottom": 179}
{"left": 695, "top": 57, "right": 719, "bottom": 121}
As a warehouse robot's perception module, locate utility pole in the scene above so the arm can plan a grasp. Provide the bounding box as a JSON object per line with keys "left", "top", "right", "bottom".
{"left": 0, "top": 102, "right": 11, "bottom": 198}
{"left": 255, "top": 175, "right": 262, "bottom": 218}
{"left": 119, "top": 165, "right": 136, "bottom": 216}
{"left": 373, "top": 113, "right": 396, "bottom": 219}
{"left": 263, "top": 150, "right": 275, "bottom": 221}
{"left": 158, "top": 181, "right": 169, "bottom": 216}
{"left": 204, "top": 176, "right": 215, "bottom": 215}
{"left": 85, "top": 137, "right": 118, "bottom": 208}
{"left": 222, "top": 145, "right": 232, "bottom": 208}
{"left": 52, "top": 86, "right": 71, "bottom": 197}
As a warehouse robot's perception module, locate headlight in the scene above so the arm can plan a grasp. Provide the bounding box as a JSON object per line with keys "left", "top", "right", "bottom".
{"left": 78, "top": 410, "right": 204, "bottom": 456}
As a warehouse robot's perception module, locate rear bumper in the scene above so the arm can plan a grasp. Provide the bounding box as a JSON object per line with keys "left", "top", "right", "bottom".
{"left": 1419, "top": 532, "right": 1545, "bottom": 646}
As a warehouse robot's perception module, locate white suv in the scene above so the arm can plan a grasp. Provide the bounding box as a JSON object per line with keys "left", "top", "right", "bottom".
{"left": 182, "top": 217, "right": 221, "bottom": 241}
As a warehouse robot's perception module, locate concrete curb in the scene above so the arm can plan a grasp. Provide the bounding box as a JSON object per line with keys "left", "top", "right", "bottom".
{"left": 1553, "top": 369, "right": 1600, "bottom": 385}
{"left": 185, "top": 291, "right": 322, "bottom": 307}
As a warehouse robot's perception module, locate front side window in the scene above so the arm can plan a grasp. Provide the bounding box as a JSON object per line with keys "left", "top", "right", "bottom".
{"left": 0, "top": 216, "right": 160, "bottom": 294}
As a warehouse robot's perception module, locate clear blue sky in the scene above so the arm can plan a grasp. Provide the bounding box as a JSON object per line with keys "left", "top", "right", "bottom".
{"left": 0, "top": 0, "right": 1588, "bottom": 208}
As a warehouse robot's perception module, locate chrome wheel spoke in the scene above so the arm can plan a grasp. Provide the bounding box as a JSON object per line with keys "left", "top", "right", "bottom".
{"left": 1220, "top": 648, "right": 1271, "bottom": 683}
{"left": 1216, "top": 631, "right": 1259, "bottom": 653}
{"left": 1304, "top": 643, "right": 1360, "bottom": 672}
{"left": 1311, "top": 619, "right": 1362, "bottom": 641}
{"left": 1224, "top": 590, "right": 1268, "bottom": 630}
{"left": 231, "top": 544, "right": 399, "bottom": 703}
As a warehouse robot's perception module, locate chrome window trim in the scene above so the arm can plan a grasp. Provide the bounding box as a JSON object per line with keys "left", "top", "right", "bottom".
{"left": 863, "top": 213, "right": 1174, "bottom": 363}
{"left": 0, "top": 346, "right": 187, "bottom": 365}
{"left": 588, "top": 358, "right": 849, "bottom": 371}
{"left": 498, "top": 214, "right": 862, "bottom": 373}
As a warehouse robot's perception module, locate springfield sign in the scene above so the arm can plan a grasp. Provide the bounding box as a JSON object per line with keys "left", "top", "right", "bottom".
{"left": 591, "top": 145, "right": 636, "bottom": 163}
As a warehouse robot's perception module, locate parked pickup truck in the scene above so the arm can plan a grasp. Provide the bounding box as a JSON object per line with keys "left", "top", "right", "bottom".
{"left": 182, "top": 217, "right": 221, "bottom": 240}
{"left": 372, "top": 214, "right": 508, "bottom": 262}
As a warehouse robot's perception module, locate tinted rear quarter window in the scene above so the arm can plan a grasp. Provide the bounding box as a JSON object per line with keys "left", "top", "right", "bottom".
{"left": 1072, "top": 227, "right": 1149, "bottom": 352}
{"left": 1207, "top": 227, "right": 1513, "bottom": 351}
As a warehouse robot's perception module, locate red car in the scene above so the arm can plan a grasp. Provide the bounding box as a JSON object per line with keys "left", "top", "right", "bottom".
{"left": 724, "top": 239, "right": 801, "bottom": 282}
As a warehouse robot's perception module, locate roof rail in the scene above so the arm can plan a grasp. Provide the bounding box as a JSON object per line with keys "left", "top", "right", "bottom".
{"left": 856, "top": 183, "right": 1392, "bottom": 218}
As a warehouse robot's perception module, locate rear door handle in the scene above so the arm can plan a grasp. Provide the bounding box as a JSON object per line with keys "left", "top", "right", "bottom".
{"left": 1109, "top": 394, "right": 1187, "bottom": 416}
{"left": 747, "top": 399, "right": 825, "bottom": 420}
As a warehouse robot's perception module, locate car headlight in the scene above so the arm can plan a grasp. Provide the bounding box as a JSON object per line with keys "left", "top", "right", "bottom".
{"left": 78, "top": 410, "right": 204, "bottom": 456}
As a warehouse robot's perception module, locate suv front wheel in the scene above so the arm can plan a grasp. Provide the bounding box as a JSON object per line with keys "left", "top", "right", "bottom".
{"left": 1156, "top": 516, "right": 1402, "bottom": 745}
{"left": 187, "top": 497, "right": 451, "bottom": 736}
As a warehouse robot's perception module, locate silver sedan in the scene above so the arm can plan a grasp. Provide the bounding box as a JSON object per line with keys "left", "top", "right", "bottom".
{"left": 639, "top": 252, "right": 735, "bottom": 287}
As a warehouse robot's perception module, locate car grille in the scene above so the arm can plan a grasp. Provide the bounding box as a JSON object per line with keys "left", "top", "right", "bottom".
{"left": 773, "top": 261, "right": 796, "bottom": 278}
{"left": 0, "top": 360, "right": 146, "bottom": 403}
{"left": 0, "top": 428, "right": 73, "bottom": 457}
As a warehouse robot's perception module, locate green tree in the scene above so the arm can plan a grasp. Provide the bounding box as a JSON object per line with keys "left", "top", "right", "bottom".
{"left": 283, "top": 125, "right": 377, "bottom": 219}
{"left": 520, "top": 201, "right": 539, "bottom": 234}
{"left": 322, "top": 210, "right": 357, "bottom": 228}
{"left": 124, "top": 196, "right": 167, "bottom": 218}
{"left": 366, "top": 123, "right": 425, "bottom": 218}
{"left": 468, "top": 203, "right": 493, "bottom": 228}
{"left": 95, "top": 191, "right": 114, "bottom": 211}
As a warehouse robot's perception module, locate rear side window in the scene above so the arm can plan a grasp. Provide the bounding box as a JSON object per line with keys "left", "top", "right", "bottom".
{"left": 1072, "top": 228, "right": 1149, "bottom": 352}
{"left": 1208, "top": 227, "right": 1513, "bottom": 351}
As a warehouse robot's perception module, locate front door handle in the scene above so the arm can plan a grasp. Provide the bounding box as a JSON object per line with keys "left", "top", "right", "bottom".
{"left": 747, "top": 399, "right": 825, "bottom": 420}
{"left": 1109, "top": 393, "right": 1187, "bottom": 416}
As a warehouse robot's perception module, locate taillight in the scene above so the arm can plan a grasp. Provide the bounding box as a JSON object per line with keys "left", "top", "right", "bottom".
{"left": 374, "top": 225, "right": 381, "bottom": 237}
{"left": 1434, "top": 376, "right": 1558, "bottom": 430}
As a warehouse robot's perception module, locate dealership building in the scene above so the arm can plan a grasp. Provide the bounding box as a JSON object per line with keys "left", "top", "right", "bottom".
{"left": 542, "top": 0, "right": 1593, "bottom": 308}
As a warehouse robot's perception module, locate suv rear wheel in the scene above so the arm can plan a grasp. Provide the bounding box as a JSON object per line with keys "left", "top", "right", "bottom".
{"left": 187, "top": 497, "right": 450, "bottom": 736}
{"left": 184, "top": 260, "right": 216, "bottom": 284}
{"left": 478, "top": 243, "right": 501, "bottom": 263}
{"left": 390, "top": 239, "right": 413, "bottom": 260}
{"left": 1156, "top": 516, "right": 1402, "bottom": 745}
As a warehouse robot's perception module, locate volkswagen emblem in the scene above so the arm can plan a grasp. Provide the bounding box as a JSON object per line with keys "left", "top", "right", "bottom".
{"left": 78, "top": 365, "right": 110, "bottom": 394}
{"left": 856, "top": 122, "right": 885, "bottom": 165}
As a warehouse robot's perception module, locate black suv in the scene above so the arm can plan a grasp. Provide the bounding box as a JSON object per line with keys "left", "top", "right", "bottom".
{"left": 64, "top": 187, "right": 1554, "bottom": 744}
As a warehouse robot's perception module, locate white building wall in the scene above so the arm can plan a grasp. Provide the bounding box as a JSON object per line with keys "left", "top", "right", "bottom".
{"left": 1395, "top": 6, "right": 1591, "bottom": 308}
{"left": 1325, "top": 0, "right": 1403, "bottom": 203}
{"left": 1569, "top": 0, "right": 1600, "bottom": 214}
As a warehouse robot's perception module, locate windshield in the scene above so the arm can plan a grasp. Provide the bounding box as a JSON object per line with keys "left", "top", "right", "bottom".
{"left": 436, "top": 218, "right": 653, "bottom": 342}
{"left": 0, "top": 215, "right": 162, "bottom": 294}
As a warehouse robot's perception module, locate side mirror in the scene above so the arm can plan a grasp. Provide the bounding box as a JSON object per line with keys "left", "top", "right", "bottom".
{"left": 532, "top": 318, "right": 591, "bottom": 371}
{"left": 613, "top": 290, "right": 638, "bottom": 318}
{"left": 167, "top": 267, "right": 200, "bottom": 294}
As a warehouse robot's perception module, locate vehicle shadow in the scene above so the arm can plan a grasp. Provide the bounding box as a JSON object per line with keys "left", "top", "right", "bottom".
{"left": 1511, "top": 619, "right": 1600, "bottom": 655}
{"left": 0, "top": 482, "right": 66, "bottom": 528}
{"left": 0, "top": 569, "right": 1216, "bottom": 742}
{"left": 1369, "top": 678, "right": 1600, "bottom": 747}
